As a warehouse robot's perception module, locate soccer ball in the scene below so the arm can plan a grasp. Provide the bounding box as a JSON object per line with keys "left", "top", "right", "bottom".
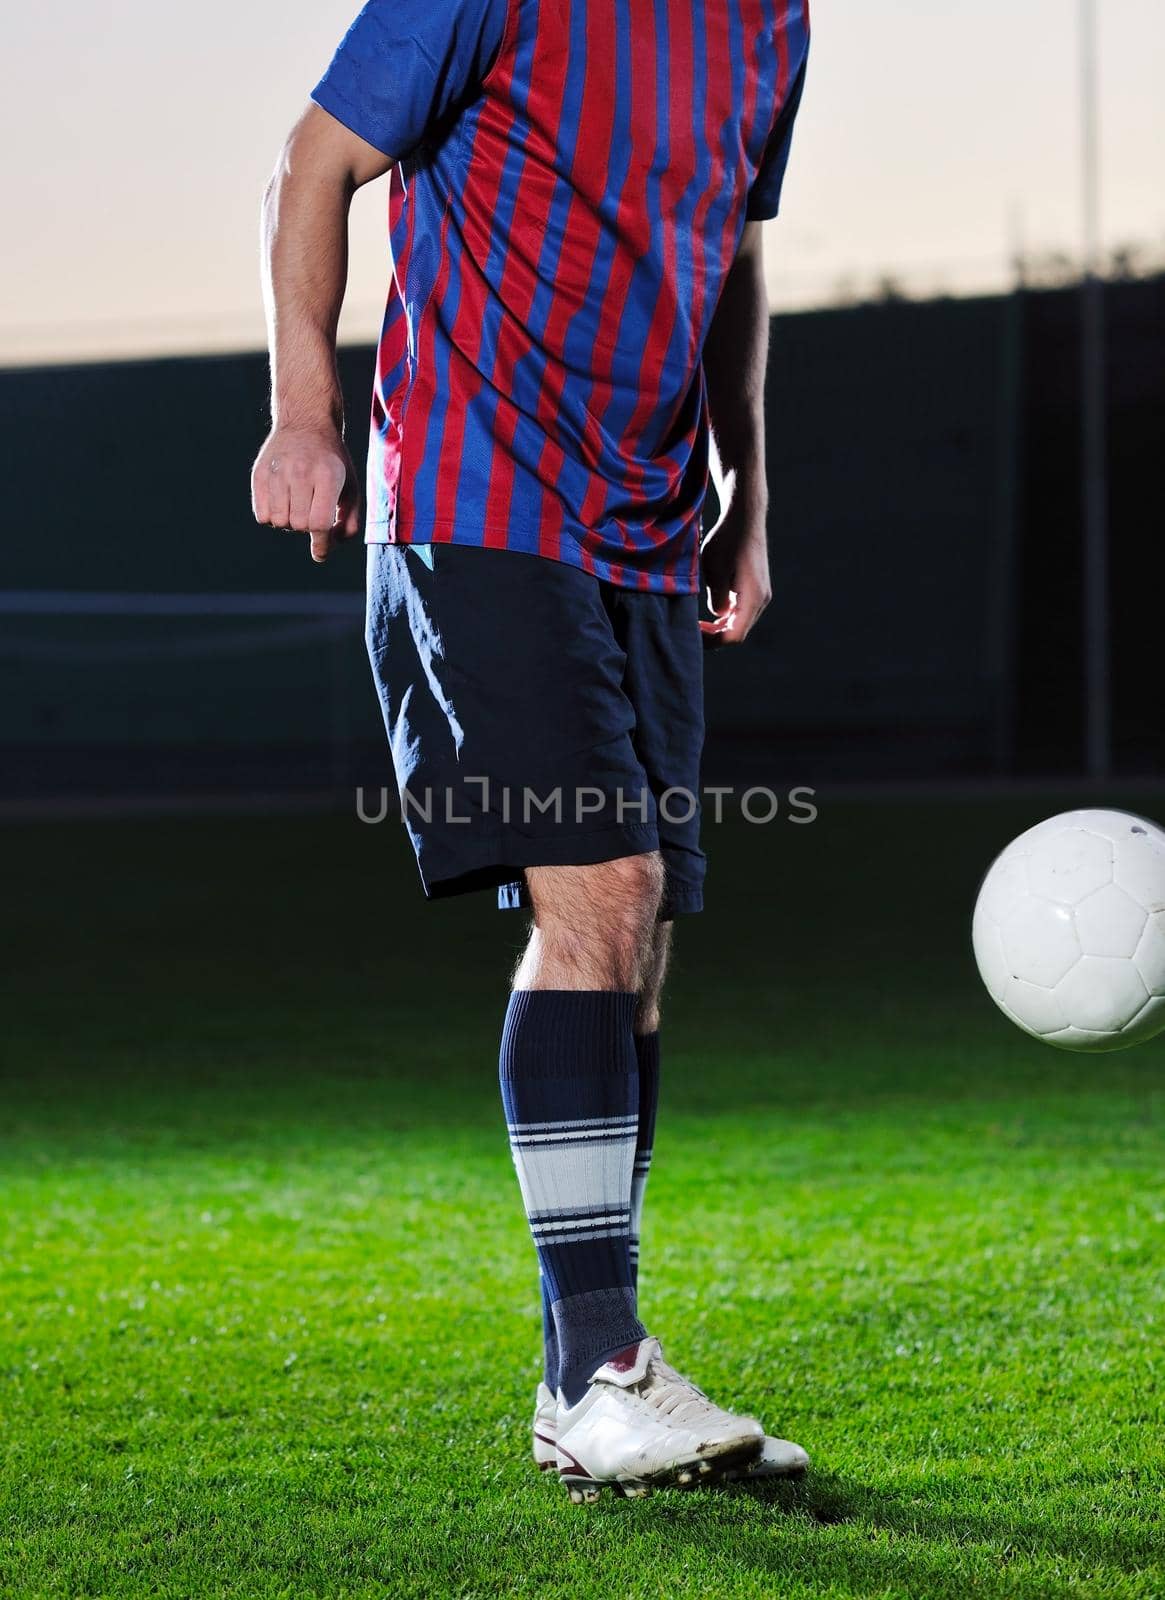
{"left": 972, "top": 809, "right": 1165, "bottom": 1052}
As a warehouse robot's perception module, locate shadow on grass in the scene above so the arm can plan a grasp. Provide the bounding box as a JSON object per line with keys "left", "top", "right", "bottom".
{"left": 697, "top": 1468, "right": 1164, "bottom": 1579}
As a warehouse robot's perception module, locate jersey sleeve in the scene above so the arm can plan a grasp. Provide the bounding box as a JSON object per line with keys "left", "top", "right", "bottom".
{"left": 746, "top": 48, "right": 809, "bottom": 221}
{"left": 311, "top": 0, "right": 511, "bottom": 161}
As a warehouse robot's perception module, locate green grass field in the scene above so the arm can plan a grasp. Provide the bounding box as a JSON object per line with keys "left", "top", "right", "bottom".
{"left": 3, "top": 797, "right": 1164, "bottom": 1598}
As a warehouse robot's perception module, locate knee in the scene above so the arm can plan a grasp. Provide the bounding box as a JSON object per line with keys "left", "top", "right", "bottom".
{"left": 636, "top": 921, "right": 672, "bottom": 1034}
{"left": 529, "top": 853, "right": 664, "bottom": 989}
{"left": 603, "top": 851, "right": 665, "bottom": 922}
{"left": 600, "top": 853, "right": 664, "bottom": 987}
{"left": 597, "top": 855, "right": 664, "bottom": 975}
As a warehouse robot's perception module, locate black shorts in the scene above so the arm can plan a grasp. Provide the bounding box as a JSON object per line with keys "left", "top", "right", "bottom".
{"left": 365, "top": 543, "right": 705, "bottom": 917}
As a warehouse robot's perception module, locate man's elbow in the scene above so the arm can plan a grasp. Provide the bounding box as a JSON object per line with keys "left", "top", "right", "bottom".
{"left": 261, "top": 123, "right": 301, "bottom": 217}
{"left": 261, "top": 161, "right": 280, "bottom": 212}
{"left": 736, "top": 219, "right": 765, "bottom": 267}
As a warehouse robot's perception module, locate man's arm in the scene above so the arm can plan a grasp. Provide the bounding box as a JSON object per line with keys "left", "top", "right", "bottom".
{"left": 700, "top": 220, "right": 772, "bottom": 645}
{"left": 251, "top": 105, "right": 392, "bottom": 563}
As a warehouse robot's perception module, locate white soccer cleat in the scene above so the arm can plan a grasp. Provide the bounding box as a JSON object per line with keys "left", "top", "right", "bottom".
{"left": 532, "top": 1380, "right": 558, "bottom": 1472}
{"left": 552, "top": 1336, "right": 764, "bottom": 1501}
{"left": 724, "top": 1433, "right": 811, "bottom": 1479}
{"left": 533, "top": 1371, "right": 810, "bottom": 1487}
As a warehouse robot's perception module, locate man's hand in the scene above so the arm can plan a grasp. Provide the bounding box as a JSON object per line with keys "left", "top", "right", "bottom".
{"left": 251, "top": 425, "right": 361, "bottom": 563}
{"left": 699, "top": 505, "right": 772, "bottom": 647}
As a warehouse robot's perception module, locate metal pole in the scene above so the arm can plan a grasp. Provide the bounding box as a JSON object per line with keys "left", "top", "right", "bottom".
{"left": 1079, "top": 0, "right": 1110, "bottom": 778}
{"left": 989, "top": 285, "right": 1023, "bottom": 776}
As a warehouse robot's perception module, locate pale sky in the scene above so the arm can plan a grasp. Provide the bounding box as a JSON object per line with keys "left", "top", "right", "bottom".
{"left": 2, "top": 0, "right": 1162, "bottom": 364}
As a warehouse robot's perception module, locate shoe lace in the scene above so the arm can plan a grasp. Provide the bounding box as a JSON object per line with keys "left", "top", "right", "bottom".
{"left": 635, "top": 1353, "right": 724, "bottom": 1425}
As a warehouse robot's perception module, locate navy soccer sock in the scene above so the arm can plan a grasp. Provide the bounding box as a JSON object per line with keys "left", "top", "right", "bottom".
{"left": 501, "top": 990, "right": 647, "bottom": 1406}
{"left": 537, "top": 1030, "right": 665, "bottom": 1382}
{"left": 537, "top": 1027, "right": 661, "bottom": 1385}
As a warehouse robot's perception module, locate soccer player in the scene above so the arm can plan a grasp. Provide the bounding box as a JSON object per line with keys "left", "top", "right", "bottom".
{"left": 252, "top": 0, "right": 811, "bottom": 1500}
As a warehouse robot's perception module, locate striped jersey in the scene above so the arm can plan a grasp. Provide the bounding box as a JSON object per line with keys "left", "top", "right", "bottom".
{"left": 313, "top": 0, "right": 809, "bottom": 594}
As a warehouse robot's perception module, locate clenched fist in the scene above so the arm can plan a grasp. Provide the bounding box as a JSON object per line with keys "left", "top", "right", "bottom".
{"left": 251, "top": 424, "right": 361, "bottom": 563}
{"left": 699, "top": 507, "right": 772, "bottom": 649}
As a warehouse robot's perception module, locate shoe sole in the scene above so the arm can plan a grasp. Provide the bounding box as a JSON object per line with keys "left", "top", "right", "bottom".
{"left": 541, "top": 1440, "right": 809, "bottom": 1487}
{"left": 558, "top": 1438, "right": 764, "bottom": 1503}
{"left": 722, "top": 1459, "right": 809, "bottom": 1482}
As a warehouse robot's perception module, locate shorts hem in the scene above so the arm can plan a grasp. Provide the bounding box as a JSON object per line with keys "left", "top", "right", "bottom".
{"left": 496, "top": 878, "right": 704, "bottom": 917}
{"left": 420, "top": 822, "right": 660, "bottom": 901}
{"left": 658, "top": 884, "right": 705, "bottom": 918}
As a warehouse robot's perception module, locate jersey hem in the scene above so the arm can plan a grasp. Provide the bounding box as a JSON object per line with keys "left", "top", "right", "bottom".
{"left": 364, "top": 519, "right": 701, "bottom": 595}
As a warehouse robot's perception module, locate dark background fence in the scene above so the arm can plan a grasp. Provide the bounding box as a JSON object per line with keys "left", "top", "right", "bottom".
{"left": 2, "top": 275, "right": 1161, "bottom": 803}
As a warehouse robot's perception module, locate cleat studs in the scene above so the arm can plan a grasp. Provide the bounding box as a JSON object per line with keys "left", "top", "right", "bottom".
{"left": 564, "top": 1476, "right": 602, "bottom": 1505}
{"left": 677, "top": 1469, "right": 695, "bottom": 1486}
{"left": 697, "top": 1460, "right": 714, "bottom": 1475}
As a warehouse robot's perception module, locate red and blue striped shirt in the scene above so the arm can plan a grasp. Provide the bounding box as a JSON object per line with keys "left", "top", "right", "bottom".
{"left": 313, "top": 0, "right": 809, "bottom": 594}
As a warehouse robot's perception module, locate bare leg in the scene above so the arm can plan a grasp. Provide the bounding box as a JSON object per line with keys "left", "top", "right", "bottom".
{"left": 513, "top": 853, "right": 664, "bottom": 992}
{"left": 635, "top": 921, "right": 673, "bottom": 1034}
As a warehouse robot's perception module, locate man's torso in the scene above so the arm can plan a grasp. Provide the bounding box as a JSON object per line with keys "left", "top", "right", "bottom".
{"left": 317, "top": 0, "right": 809, "bottom": 593}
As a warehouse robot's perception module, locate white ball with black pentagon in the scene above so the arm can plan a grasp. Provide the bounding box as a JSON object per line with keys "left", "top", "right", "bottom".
{"left": 972, "top": 809, "right": 1165, "bottom": 1051}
